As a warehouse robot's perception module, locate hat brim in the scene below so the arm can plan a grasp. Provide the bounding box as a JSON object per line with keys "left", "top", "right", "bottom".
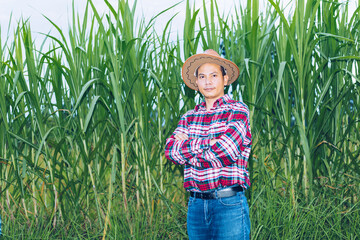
{"left": 181, "top": 54, "right": 239, "bottom": 90}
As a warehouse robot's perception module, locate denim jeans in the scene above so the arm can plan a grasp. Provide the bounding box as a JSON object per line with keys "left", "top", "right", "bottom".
{"left": 187, "top": 191, "right": 250, "bottom": 240}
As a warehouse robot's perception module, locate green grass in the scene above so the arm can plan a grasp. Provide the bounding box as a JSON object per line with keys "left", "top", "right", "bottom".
{"left": 250, "top": 172, "right": 360, "bottom": 239}
{"left": 1, "top": 185, "right": 359, "bottom": 239}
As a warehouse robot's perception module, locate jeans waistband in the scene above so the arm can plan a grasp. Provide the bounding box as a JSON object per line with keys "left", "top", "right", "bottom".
{"left": 190, "top": 185, "right": 243, "bottom": 199}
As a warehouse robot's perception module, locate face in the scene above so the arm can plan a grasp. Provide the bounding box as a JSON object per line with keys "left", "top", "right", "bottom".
{"left": 196, "top": 63, "right": 229, "bottom": 101}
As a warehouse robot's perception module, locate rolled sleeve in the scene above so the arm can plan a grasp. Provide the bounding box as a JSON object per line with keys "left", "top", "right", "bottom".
{"left": 164, "top": 113, "right": 211, "bottom": 165}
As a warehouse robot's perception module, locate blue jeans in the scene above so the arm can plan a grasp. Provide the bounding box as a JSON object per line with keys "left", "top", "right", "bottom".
{"left": 187, "top": 191, "right": 250, "bottom": 240}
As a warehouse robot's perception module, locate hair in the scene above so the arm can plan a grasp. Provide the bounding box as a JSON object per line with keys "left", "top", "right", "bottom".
{"left": 195, "top": 65, "right": 227, "bottom": 77}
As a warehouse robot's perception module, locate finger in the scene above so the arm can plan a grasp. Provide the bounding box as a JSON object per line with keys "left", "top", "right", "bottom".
{"left": 180, "top": 134, "right": 188, "bottom": 140}
{"left": 210, "top": 139, "right": 220, "bottom": 145}
{"left": 175, "top": 133, "right": 188, "bottom": 140}
{"left": 181, "top": 134, "right": 189, "bottom": 140}
{"left": 175, "top": 134, "right": 184, "bottom": 140}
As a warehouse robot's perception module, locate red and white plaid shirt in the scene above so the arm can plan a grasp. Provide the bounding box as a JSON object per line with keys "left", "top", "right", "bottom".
{"left": 165, "top": 94, "right": 252, "bottom": 192}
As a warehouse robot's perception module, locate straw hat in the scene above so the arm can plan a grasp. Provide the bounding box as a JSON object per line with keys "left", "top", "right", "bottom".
{"left": 181, "top": 49, "right": 239, "bottom": 90}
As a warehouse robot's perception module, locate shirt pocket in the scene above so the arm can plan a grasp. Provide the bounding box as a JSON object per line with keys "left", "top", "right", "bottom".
{"left": 188, "top": 122, "right": 209, "bottom": 138}
{"left": 209, "top": 120, "right": 228, "bottom": 138}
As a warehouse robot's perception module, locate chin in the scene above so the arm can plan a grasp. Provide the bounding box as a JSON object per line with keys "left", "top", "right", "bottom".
{"left": 204, "top": 94, "right": 220, "bottom": 99}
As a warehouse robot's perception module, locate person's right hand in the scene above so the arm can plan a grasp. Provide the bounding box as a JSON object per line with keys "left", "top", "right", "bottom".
{"left": 174, "top": 133, "right": 188, "bottom": 141}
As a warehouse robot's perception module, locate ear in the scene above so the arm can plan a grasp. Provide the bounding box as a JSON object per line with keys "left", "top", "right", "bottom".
{"left": 223, "top": 75, "right": 229, "bottom": 86}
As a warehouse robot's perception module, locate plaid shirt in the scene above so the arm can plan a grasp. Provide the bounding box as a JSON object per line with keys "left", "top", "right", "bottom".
{"left": 165, "top": 94, "right": 252, "bottom": 192}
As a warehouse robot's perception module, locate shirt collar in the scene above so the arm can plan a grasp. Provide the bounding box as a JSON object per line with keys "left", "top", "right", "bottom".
{"left": 195, "top": 94, "right": 231, "bottom": 111}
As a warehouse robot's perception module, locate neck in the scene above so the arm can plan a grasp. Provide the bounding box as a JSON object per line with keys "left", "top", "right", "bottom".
{"left": 204, "top": 95, "right": 224, "bottom": 111}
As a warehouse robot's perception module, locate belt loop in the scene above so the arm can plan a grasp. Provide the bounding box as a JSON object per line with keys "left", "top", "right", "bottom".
{"left": 215, "top": 189, "right": 218, "bottom": 199}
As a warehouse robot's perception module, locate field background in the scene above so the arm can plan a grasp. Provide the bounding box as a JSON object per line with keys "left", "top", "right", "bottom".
{"left": 1, "top": 0, "right": 359, "bottom": 239}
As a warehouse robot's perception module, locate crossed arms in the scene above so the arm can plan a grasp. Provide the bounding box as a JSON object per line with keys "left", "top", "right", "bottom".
{"left": 164, "top": 108, "right": 251, "bottom": 169}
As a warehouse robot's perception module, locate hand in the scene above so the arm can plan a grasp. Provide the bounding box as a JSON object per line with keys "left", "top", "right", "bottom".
{"left": 210, "top": 139, "right": 219, "bottom": 145}
{"left": 174, "top": 133, "right": 188, "bottom": 141}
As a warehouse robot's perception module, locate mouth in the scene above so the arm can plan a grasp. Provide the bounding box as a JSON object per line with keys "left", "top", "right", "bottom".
{"left": 204, "top": 88, "right": 215, "bottom": 91}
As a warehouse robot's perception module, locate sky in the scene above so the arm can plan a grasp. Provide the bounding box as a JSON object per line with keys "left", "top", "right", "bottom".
{"left": 0, "top": 0, "right": 358, "bottom": 48}
{"left": 0, "top": 0, "right": 241, "bottom": 45}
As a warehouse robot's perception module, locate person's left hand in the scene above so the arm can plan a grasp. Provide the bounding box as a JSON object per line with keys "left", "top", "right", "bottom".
{"left": 210, "top": 139, "right": 219, "bottom": 145}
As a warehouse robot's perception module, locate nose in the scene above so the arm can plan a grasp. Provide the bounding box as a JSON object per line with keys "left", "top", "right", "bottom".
{"left": 204, "top": 77, "right": 213, "bottom": 84}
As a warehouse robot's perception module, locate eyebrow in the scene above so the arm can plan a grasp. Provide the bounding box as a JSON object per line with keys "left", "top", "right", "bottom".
{"left": 198, "top": 71, "right": 219, "bottom": 75}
